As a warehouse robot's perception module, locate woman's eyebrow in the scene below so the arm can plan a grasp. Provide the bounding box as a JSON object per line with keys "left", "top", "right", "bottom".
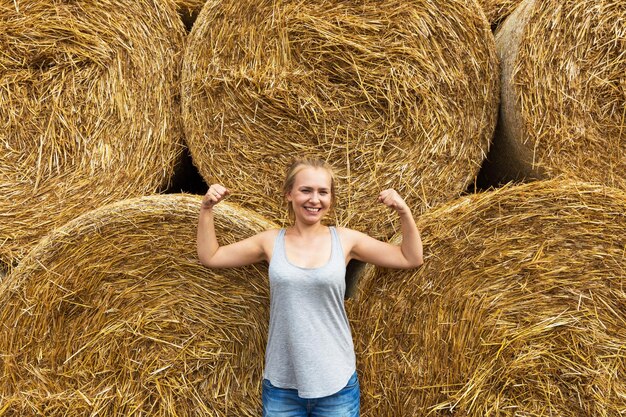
{"left": 300, "top": 186, "right": 329, "bottom": 190}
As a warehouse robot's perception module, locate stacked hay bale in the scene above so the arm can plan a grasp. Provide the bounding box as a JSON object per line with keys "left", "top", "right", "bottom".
{"left": 182, "top": 0, "right": 499, "bottom": 239}
{"left": 349, "top": 179, "right": 626, "bottom": 416}
{"left": 0, "top": 0, "right": 185, "bottom": 272}
{"left": 477, "top": 0, "right": 522, "bottom": 28}
{"left": 0, "top": 195, "right": 275, "bottom": 416}
{"left": 485, "top": 0, "right": 626, "bottom": 188}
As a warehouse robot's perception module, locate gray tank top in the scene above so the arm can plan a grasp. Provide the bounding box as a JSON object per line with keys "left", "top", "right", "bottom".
{"left": 264, "top": 226, "right": 356, "bottom": 398}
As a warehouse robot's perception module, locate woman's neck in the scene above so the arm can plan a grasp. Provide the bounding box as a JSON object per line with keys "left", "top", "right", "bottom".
{"left": 288, "top": 220, "right": 327, "bottom": 237}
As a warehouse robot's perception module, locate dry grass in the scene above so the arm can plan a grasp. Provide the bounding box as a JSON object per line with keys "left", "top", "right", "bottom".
{"left": 175, "top": 0, "right": 206, "bottom": 29}
{"left": 491, "top": 0, "right": 626, "bottom": 188}
{"left": 0, "top": 195, "right": 276, "bottom": 416}
{"left": 175, "top": 0, "right": 206, "bottom": 16}
{"left": 349, "top": 179, "right": 626, "bottom": 416}
{"left": 0, "top": 0, "right": 186, "bottom": 271}
{"left": 182, "top": 0, "right": 499, "bottom": 239}
{"left": 477, "top": 0, "right": 521, "bottom": 27}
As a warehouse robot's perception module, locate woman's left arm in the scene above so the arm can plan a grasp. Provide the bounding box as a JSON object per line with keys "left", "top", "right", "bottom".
{"left": 343, "top": 189, "right": 423, "bottom": 269}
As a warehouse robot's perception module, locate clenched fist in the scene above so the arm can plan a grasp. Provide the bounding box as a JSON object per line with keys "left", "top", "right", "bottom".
{"left": 377, "top": 189, "right": 409, "bottom": 214}
{"left": 202, "top": 184, "right": 230, "bottom": 209}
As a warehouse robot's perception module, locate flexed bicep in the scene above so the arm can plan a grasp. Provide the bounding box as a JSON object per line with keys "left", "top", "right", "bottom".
{"left": 345, "top": 229, "right": 417, "bottom": 269}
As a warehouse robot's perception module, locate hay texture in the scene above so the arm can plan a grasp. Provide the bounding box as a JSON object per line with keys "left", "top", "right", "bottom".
{"left": 182, "top": 0, "right": 499, "bottom": 238}
{"left": 0, "top": 0, "right": 185, "bottom": 270}
{"left": 175, "top": 0, "right": 206, "bottom": 28}
{"left": 0, "top": 195, "right": 276, "bottom": 416}
{"left": 477, "top": 0, "right": 521, "bottom": 28}
{"left": 349, "top": 179, "right": 626, "bottom": 416}
{"left": 175, "top": 0, "right": 206, "bottom": 16}
{"left": 488, "top": 0, "right": 626, "bottom": 187}
{"left": 175, "top": 0, "right": 205, "bottom": 15}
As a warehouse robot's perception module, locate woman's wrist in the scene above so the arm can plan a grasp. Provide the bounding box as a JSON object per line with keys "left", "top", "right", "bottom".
{"left": 395, "top": 204, "right": 411, "bottom": 217}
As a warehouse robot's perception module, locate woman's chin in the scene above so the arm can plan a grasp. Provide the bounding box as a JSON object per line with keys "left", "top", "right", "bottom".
{"left": 297, "top": 210, "right": 325, "bottom": 223}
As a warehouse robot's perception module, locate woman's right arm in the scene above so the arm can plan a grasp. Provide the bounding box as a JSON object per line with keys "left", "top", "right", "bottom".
{"left": 197, "top": 184, "right": 270, "bottom": 268}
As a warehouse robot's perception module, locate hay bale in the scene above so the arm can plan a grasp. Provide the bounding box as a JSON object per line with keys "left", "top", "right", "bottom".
{"left": 0, "top": 0, "right": 185, "bottom": 271}
{"left": 182, "top": 0, "right": 499, "bottom": 239}
{"left": 486, "top": 0, "right": 626, "bottom": 187}
{"left": 0, "top": 195, "right": 276, "bottom": 416}
{"left": 348, "top": 179, "right": 626, "bottom": 416}
{"left": 477, "top": 0, "right": 521, "bottom": 28}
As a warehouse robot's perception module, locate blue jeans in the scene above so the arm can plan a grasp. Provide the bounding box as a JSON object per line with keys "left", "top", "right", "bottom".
{"left": 262, "top": 371, "right": 360, "bottom": 416}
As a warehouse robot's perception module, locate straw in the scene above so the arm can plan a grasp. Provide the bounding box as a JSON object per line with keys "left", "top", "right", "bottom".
{"left": 487, "top": 0, "right": 626, "bottom": 189}
{"left": 182, "top": 0, "right": 499, "bottom": 239}
{"left": 0, "top": 195, "right": 276, "bottom": 416}
{"left": 477, "top": 0, "right": 521, "bottom": 27}
{"left": 0, "top": 0, "right": 186, "bottom": 271}
{"left": 175, "top": 0, "right": 206, "bottom": 15}
{"left": 174, "top": 0, "right": 207, "bottom": 29}
{"left": 349, "top": 179, "right": 626, "bottom": 416}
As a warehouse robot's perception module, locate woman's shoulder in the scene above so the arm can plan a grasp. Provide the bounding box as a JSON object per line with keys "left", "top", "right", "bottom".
{"left": 334, "top": 226, "right": 369, "bottom": 247}
{"left": 251, "top": 229, "right": 282, "bottom": 260}
{"left": 335, "top": 226, "right": 364, "bottom": 238}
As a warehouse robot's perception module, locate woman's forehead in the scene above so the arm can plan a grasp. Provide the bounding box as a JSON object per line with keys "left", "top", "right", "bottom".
{"left": 294, "top": 167, "right": 332, "bottom": 187}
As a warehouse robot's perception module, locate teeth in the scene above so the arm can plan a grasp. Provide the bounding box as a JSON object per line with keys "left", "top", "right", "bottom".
{"left": 305, "top": 207, "right": 320, "bottom": 212}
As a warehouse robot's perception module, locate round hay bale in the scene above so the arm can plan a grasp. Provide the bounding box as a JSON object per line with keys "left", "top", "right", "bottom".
{"left": 477, "top": 0, "right": 521, "bottom": 28}
{"left": 182, "top": 0, "right": 499, "bottom": 239}
{"left": 349, "top": 179, "right": 626, "bottom": 416}
{"left": 0, "top": 195, "right": 276, "bottom": 416}
{"left": 487, "top": 0, "right": 626, "bottom": 187}
{"left": 0, "top": 0, "right": 186, "bottom": 271}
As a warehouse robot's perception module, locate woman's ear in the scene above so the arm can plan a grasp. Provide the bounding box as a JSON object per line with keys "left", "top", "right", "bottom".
{"left": 285, "top": 191, "right": 292, "bottom": 202}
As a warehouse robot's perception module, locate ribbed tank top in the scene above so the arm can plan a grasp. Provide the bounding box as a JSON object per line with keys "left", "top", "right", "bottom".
{"left": 264, "top": 226, "right": 356, "bottom": 398}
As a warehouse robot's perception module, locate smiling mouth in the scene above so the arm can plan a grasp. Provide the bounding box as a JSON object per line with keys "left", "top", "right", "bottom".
{"left": 305, "top": 207, "right": 321, "bottom": 212}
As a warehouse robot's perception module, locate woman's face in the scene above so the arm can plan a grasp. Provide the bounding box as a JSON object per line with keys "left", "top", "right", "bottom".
{"left": 286, "top": 167, "right": 333, "bottom": 224}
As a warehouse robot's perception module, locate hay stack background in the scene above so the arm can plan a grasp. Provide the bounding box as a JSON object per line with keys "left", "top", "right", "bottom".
{"left": 0, "top": 195, "right": 275, "bottom": 416}
{"left": 484, "top": 0, "right": 626, "bottom": 188}
{"left": 182, "top": 0, "right": 499, "bottom": 239}
{"left": 0, "top": 0, "right": 185, "bottom": 271}
{"left": 477, "top": 0, "right": 521, "bottom": 27}
{"left": 349, "top": 179, "right": 626, "bottom": 416}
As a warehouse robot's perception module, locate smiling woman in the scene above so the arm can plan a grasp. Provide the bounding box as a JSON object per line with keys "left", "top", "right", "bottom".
{"left": 197, "top": 157, "right": 424, "bottom": 416}
{"left": 283, "top": 159, "right": 335, "bottom": 225}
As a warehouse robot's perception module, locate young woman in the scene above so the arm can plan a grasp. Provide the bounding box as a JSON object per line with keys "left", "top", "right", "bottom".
{"left": 197, "top": 158, "right": 423, "bottom": 416}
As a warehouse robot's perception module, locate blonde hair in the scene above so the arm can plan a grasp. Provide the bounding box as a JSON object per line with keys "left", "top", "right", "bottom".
{"left": 282, "top": 158, "right": 336, "bottom": 220}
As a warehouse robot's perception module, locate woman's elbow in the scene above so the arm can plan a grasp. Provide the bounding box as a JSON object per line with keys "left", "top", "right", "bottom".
{"left": 197, "top": 253, "right": 209, "bottom": 267}
{"left": 402, "top": 256, "right": 423, "bottom": 269}
{"left": 197, "top": 249, "right": 216, "bottom": 268}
